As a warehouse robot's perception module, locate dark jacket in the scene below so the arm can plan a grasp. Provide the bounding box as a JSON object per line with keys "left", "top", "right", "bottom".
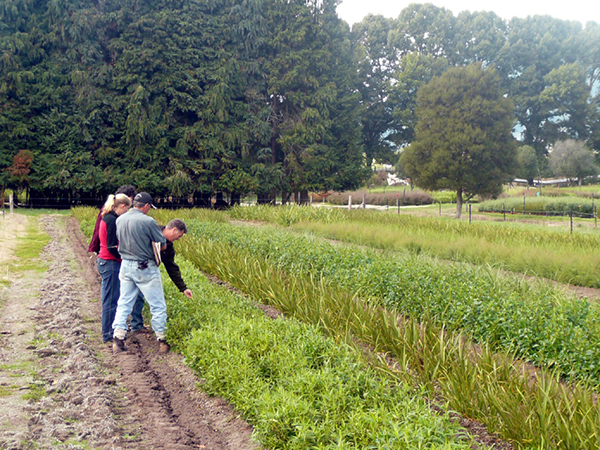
{"left": 161, "top": 228, "right": 188, "bottom": 293}
{"left": 88, "top": 209, "right": 103, "bottom": 253}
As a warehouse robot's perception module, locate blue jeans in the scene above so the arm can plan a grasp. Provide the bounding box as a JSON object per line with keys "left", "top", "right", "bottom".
{"left": 130, "top": 294, "right": 145, "bottom": 331}
{"left": 97, "top": 258, "right": 121, "bottom": 343}
{"left": 112, "top": 260, "right": 167, "bottom": 340}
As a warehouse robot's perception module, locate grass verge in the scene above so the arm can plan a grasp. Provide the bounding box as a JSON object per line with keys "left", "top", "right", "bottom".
{"left": 11, "top": 217, "right": 50, "bottom": 273}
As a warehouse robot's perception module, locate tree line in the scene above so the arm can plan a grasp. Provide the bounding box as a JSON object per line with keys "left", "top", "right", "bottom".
{"left": 1, "top": 0, "right": 599, "bottom": 206}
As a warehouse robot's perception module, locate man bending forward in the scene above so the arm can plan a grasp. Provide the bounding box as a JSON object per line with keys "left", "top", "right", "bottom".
{"left": 111, "top": 192, "right": 168, "bottom": 354}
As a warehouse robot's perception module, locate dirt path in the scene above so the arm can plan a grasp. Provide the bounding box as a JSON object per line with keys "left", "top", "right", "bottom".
{"left": 0, "top": 214, "right": 258, "bottom": 449}
{"left": 0, "top": 212, "right": 28, "bottom": 280}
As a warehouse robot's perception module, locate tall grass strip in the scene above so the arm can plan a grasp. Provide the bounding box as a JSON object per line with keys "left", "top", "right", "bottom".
{"left": 229, "top": 204, "right": 600, "bottom": 288}
{"left": 71, "top": 207, "right": 100, "bottom": 240}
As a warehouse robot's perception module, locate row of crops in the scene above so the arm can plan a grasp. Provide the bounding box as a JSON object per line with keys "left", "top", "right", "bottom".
{"left": 227, "top": 205, "right": 600, "bottom": 288}
{"left": 164, "top": 261, "right": 479, "bottom": 449}
{"left": 179, "top": 221, "right": 600, "bottom": 385}
{"left": 478, "top": 196, "right": 599, "bottom": 217}
{"left": 73, "top": 205, "right": 600, "bottom": 448}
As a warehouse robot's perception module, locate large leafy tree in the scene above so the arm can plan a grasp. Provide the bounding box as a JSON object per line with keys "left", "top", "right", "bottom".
{"left": 389, "top": 3, "right": 456, "bottom": 59}
{"left": 351, "top": 14, "right": 398, "bottom": 166}
{"left": 496, "top": 16, "right": 584, "bottom": 155}
{"left": 400, "top": 63, "right": 517, "bottom": 218}
{"left": 515, "top": 145, "right": 540, "bottom": 185}
{"left": 589, "top": 96, "right": 600, "bottom": 154}
{"left": 388, "top": 52, "right": 447, "bottom": 147}
{"left": 549, "top": 139, "right": 598, "bottom": 186}
{"left": 453, "top": 10, "right": 507, "bottom": 65}
{"left": 539, "top": 62, "right": 590, "bottom": 142}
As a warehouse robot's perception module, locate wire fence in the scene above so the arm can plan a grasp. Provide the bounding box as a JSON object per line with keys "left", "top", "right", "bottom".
{"left": 473, "top": 204, "right": 598, "bottom": 233}
{"left": 340, "top": 197, "right": 599, "bottom": 234}
{"left": 4, "top": 195, "right": 599, "bottom": 234}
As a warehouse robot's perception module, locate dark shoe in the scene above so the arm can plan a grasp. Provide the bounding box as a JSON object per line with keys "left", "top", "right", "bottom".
{"left": 158, "top": 339, "right": 170, "bottom": 354}
{"left": 112, "top": 337, "right": 126, "bottom": 354}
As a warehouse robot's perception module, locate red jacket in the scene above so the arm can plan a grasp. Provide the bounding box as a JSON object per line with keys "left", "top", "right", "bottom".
{"left": 98, "top": 211, "right": 121, "bottom": 261}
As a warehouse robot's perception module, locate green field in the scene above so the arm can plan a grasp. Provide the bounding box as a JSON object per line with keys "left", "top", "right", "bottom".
{"left": 73, "top": 205, "right": 600, "bottom": 449}
{"left": 228, "top": 204, "right": 600, "bottom": 288}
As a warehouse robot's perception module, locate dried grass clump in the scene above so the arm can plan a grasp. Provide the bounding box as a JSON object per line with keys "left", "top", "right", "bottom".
{"left": 326, "top": 190, "right": 434, "bottom": 206}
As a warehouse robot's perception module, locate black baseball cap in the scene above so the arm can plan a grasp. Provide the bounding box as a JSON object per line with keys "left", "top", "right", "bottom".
{"left": 134, "top": 192, "right": 157, "bottom": 209}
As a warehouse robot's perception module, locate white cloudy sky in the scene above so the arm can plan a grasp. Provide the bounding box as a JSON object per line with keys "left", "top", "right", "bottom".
{"left": 336, "top": 0, "right": 600, "bottom": 27}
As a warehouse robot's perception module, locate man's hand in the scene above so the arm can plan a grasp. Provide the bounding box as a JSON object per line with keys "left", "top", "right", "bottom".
{"left": 183, "top": 289, "right": 193, "bottom": 298}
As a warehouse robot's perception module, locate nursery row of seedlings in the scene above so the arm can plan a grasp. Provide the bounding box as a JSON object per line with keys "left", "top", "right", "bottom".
{"left": 227, "top": 204, "right": 600, "bottom": 247}
{"left": 71, "top": 208, "right": 481, "bottom": 449}
{"left": 75, "top": 206, "right": 600, "bottom": 382}
{"left": 185, "top": 221, "right": 600, "bottom": 385}
{"left": 177, "top": 220, "right": 600, "bottom": 449}
{"left": 478, "top": 196, "right": 599, "bottom": 217}
{"left": 227, "top": 205, "right": 600, "bottom": 288}
{"left": 162, "top": 259, "right": 482, "bottom": 449}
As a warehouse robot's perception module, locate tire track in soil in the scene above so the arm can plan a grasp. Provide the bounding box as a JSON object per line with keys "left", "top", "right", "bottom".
{"left": 0, "top": 215, "right": 258, "bottom": 450}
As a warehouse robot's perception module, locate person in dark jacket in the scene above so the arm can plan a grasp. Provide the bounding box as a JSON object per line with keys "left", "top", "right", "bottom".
{"left": 130, "top": 219, "right": 192, "bottom": 334}
{"left": 97, "top": 194, "right": 132, "bottom": 343}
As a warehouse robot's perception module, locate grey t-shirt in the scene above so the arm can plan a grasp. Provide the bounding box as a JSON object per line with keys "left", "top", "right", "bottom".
{"left": 115, "top": 208, "right": 166, "bottom": 261}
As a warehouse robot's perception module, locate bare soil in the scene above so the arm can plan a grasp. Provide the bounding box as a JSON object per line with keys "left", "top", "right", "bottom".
{"left": 0, "top": 214, "right": 258, "bottom": 450}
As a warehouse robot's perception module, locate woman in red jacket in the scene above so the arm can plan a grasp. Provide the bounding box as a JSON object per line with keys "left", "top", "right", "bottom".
{"left": 97, "top": 193, "right": 131, "bottom": 343}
